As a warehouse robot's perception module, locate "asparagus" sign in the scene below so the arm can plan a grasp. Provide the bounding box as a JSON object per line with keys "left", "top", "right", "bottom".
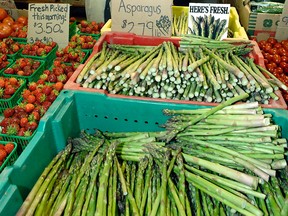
{"left": 188, "top": 3, "right": 230, "bottom": 40}
{"left": 111, "top": 0, "right": 173, "bottom": 37}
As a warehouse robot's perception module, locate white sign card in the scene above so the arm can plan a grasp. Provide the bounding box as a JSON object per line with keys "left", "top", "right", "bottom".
{"left": 111, "top": 0, "right": 173, "bottom": 37}
{"left": 188, "top": 3, "right": 230, "bottom": 40}
{"left": 27, "top": 3, "right": 70, "bottom": 48}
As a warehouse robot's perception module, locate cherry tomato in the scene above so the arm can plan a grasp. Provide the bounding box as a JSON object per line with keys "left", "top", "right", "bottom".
{"left": 267, "top": 37, "right": 278, "bottom": 45}
{"left": 269, "top": 48, "right": 278, "bottom": 55}
{"left": 274, "top": 43, "right": 282, "bottom": 49}
{"left": 281, "top": 56, "right": 288, "bottom": 63}
{"left": 258, "top": 40, "right": 267, "bottom": 49}
{"left": 272, "top": 54, "right": 281, "bottom": 65}
{"left": 275, "top": 67, "right": 283, "bottom": 74}
{"left": 279, "top": 61, "right": 288, "bottom": 70}
{"left": 263, "top": 52, "right": 270, "bottom": 60}
{"left": 263, "top": 44, "right": 272, "bottom": 53}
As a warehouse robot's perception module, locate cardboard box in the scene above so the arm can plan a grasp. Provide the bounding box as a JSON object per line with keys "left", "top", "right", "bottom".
{"left": 233, "top": 0, "right": 282, "bottom": 41}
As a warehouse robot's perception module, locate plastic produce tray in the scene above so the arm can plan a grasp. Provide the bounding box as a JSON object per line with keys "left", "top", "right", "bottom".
{"left": 0, "top": 90, "right": 287, "bottom": 215}
{"left": 76, "top": 30, "right": 101, "bottom": 41}
{"left": 0, "top": 142, "right": 18, "bottom": 173}
{"left": 0, "top": 78, "right": 26, "bottom": 113}
{"left": 101, "top": 6, "right": 249, "bottom": 40}
{"left": 20, "top": 45, "right": 58, "bottom": 69}
{"left": 1, "top": 59, "right": 45, "bottom": 83}
{"left": 64, "top": 32, "right": 287, "bottom": 109}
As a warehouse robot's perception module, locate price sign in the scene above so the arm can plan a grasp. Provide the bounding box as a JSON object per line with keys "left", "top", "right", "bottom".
{"left": 188, "top": 3, "right": 230, "bottom": 40}
{"left": 27, "top": 3, "right": 70, "bottom": 48}
{"left": 111, "top": 0, "right": 172, "bottom": 37}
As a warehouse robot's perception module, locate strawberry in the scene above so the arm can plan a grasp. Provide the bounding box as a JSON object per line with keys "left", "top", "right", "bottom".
{"left": 3, "top": 108, "right": 14, "bottom": 118}
{"left": 36, "top": 93, "right": 46, "bottom": 104}
{"left": 4, "top": 143, "right": 14, "bottom": 154}
{"left": 0, "top": 149, "right": 7, "bottom": 161}
{"left": 6, "top": 124, "right": 20, "bottom": 136}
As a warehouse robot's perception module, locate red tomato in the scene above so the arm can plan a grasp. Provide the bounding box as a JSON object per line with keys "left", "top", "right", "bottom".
{"left": 269, "top": 48, "right": 278, "bottom": 55}
{"left": 273, "top": 43, "right": 282, "bottom": 49}
{"left": 263, "top": 44, "right": 272, "bottom": 53}
{"left": 17, "top": 16, "right": 28, "bottom": 26}
{"left": 272, "top": 54, "right": 281, "bottom": 65}
{"left": 267, "top": 37, "right": 277, "bottom": 45}
{"left": 275, "top": 67, "right": 283, "bottom": 74}
{"left": 280, "top": 61, "right": 288, "bottom": 69}
{"left": 0, "top": 8, "right": 7, "bottom": 21}
{"left": 281, "top": 56, "right": 288, "bottom": 63}
{"left": 258, "top": 40, "right": 267, "bottom": 49}
{"left": 12, "top": 22, "right": 24, "bottom": 31}
{"left": 0, "top": 23, "right": 12, "bottom": 39}
{"left": 2, "top": 16, "right": 14, "bottom": 26}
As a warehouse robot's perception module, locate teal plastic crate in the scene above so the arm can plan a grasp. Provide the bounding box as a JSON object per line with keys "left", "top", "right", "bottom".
{"left": 0, "top": 142, "right": 18, "bottom": 173}
{"left": 0, "top": 90, "right": 287, "bottom": 216}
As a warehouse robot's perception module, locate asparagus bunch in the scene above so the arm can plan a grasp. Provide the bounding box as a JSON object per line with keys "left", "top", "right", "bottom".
{"left": 76, "top": 39, "right": 287, "bottom": 106}
{"left": 17, "top": 94, "right": 288, "bottom": 216}
{"left": 172, "top": 12, "right": 189, "bottom": 36}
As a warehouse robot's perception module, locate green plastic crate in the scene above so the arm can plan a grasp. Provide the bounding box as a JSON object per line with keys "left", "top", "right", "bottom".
{"left": 0, "top": 142, "right": 18, "bottom": 173}
{"left": 69, "top": 21, "right": 77, "bottom": 40}
{"left": 20, "top": 45, "right": 58, "bottom": 69}
{"left": 0, "top": 131, "right": 36, "bottom": 154}
{"left": 0, "top": 78, "right": 26, "bottom": 113}
{"left": 0, "top": 90, "right": 287, "bottom": 216}
{"left": 2, "top": 59, "right": 45, "bottom": 83}
{"left": 76, "top": 30, "right": 101, "bottom": 40}
{"left": 9, "top": 37, "right": 27, "bottom": 43}
{"left": 0, "top": 59, "right": 13, "bottom": 75}
{"left": 7, "top": 49, "right": 23, "bottom": 61}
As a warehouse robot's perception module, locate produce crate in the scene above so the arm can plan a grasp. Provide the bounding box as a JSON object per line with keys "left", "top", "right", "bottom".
{"left": 0, "top": 142, "right": 18, "bottom": 173}
{"left": 69, "top": 21, "right": 77, "bottom": 39}
{"left": 0, "top": 131, "right": 36, "bottom": 154}
{"left": 19, "top": 45, "right": 58, "bottom": 69}
{"left": 0, "top": 59, "right": 13, "bottom": 75}
{"left": 0, "top": 78, "right": 26, "bottom": 113}
{"left": 9, "top": 37, "right": 27, "bottom": 44}
{"left": 76, "top": 30, "right": 101, "bottom": 41}
{"left": 7, "top": 49, "right": 23, "bottom": 61}
{"left": 64, "top": 32, "right": 287, "bottom": 109}
{"left": 101, "top": 6, "right": 249, "bottom": 40}
{"left": 1, "top": 60, "right": 45, "bottom": 83}
{"left": 0, "top": 90, "right": 287, "bottom": 216}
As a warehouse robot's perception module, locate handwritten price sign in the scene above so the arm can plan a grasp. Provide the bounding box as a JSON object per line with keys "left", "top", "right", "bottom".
{"left": 112, "top": 0, "right": 172, "bottom": 37}
{"left": 27, "top": 3, "right": 69, "bottom": 48}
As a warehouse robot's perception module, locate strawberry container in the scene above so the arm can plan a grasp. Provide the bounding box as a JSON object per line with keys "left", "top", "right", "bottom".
{"left": 64, "top": 32, "right": 287, "bottom": 109}
{"left": 20, "top": 44, "right": 58, "bottom": 69}
{"left": 76, "top": 30, "right": 101, "bottom": 41}
{"left": 0, "top": 78, "right": 26, "bottom": 113}
{"left": 0, "top": 131, "right": 36, "bottom": 154}
{"left": 0, "top": 142, "right": 18, "bottom": 173}
{"left": 1, "top": 59, "right": 45, "bottom": 83}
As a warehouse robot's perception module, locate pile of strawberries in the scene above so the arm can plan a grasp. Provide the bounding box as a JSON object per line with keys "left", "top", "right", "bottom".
{"left": 78, "top": 20, "right": 104, "bottom": 34}
{"left": 0, "top": 53, "right": 10, "bottom": 70}
{"left": 21, "top": 40, "right": 57, "bottom": 57}
{"left": 69, "top": 35, "right": 97, "bottom": 50}
{"left": 4, "top": 58, "right": 42, "bottom": 77}
{"left": 0, "top": 82, "right": 62, "bottom": 137}
{"left": 0, "top": 38, "right": 22, "bottom": 55}
{"left": 0, "top": 77, "right": 25, "bottom": 99}
{"left": 55, "top": 45, "right": 87, "bottom": 64}
{"left": 0, "top": 142, "right": 15, "bottom": 166}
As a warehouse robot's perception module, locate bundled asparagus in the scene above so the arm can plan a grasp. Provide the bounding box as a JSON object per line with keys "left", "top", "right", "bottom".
{"left": 76, "top": 38, "right": 287, "bottom": 106}
{"left": 17, "top": 94, "right": 287, "bottom": 216}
